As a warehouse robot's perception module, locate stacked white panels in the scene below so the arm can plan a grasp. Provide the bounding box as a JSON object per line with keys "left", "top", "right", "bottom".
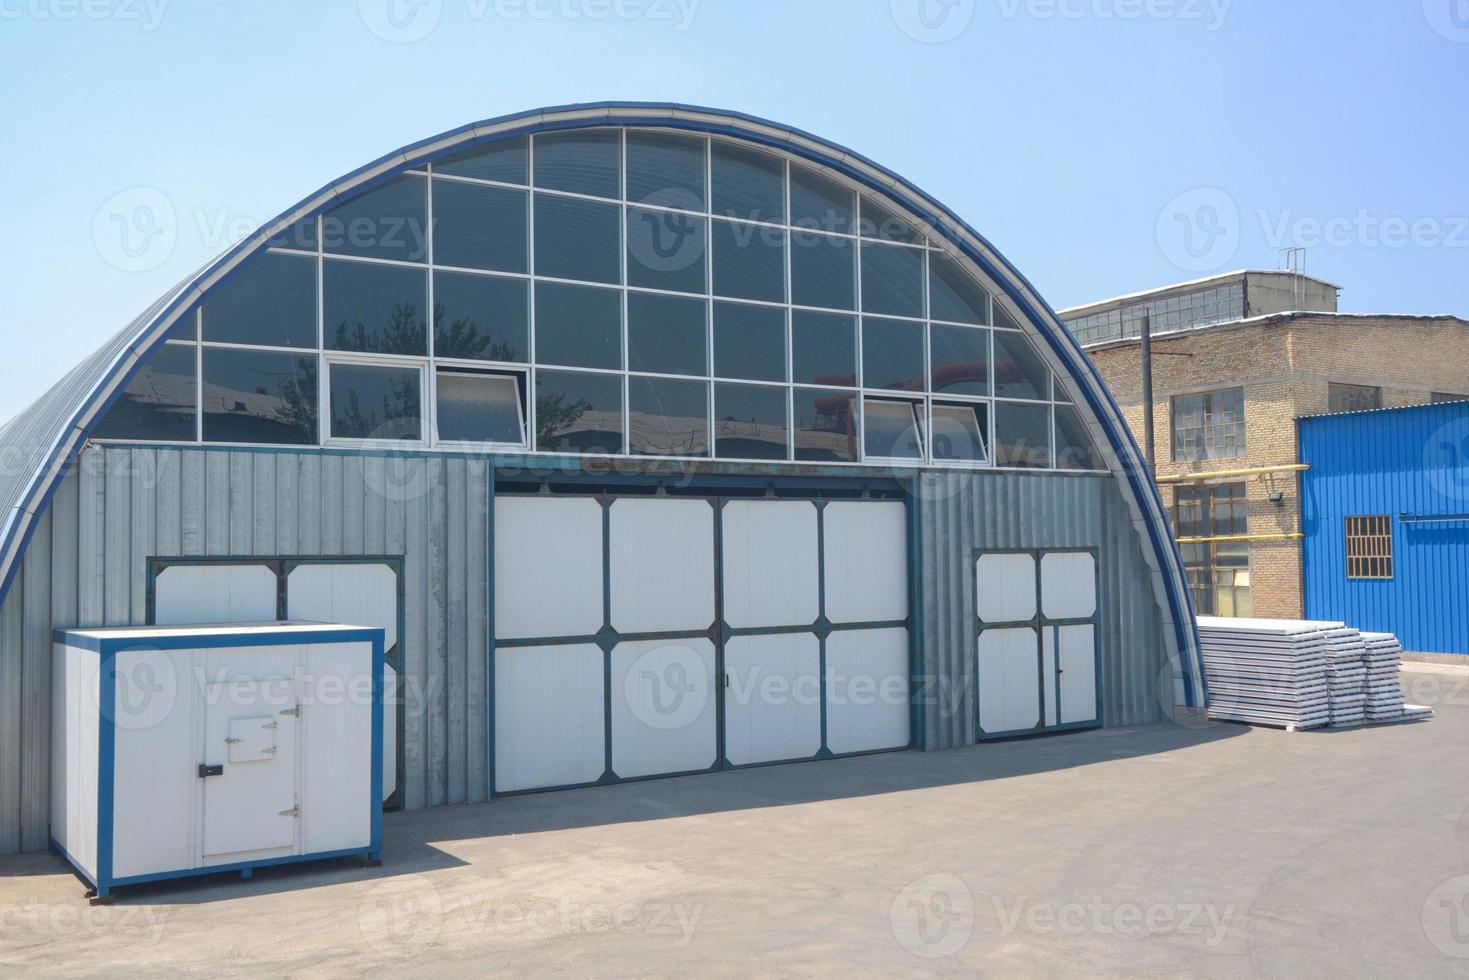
{"left": 1198, "top": 617, "right": 1337, "bottom": 730}
{"left": 1322, "top": 628, "right": 1367, "bottom": 727}
{"left": 1361, "top": 633, "right": 1406, "bottom": 721}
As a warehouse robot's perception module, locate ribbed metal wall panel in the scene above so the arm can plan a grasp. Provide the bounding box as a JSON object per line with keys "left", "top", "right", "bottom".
{"left": 916, "top": 471, "right": 1167, "bottom": 750}
{"left": 1301, "top": 402, "right": 1469, "bottom": 655}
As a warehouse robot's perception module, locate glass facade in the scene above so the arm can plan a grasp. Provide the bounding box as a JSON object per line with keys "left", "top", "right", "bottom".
{"left": 90, "top": 127, "right": 1099, "bottom": 470}
{"left": 1064, "top": 282, "right": 1246, "bottom": 347}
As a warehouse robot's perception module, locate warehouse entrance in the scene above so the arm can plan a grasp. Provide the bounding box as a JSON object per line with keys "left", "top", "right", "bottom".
{"left": 490, "top": 492, "right": 914, "bottom": 795}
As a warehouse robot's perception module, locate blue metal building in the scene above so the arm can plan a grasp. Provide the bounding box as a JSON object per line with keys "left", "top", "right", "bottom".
{"left": 1300, "top": 400, "right": 1469, "bottom": 655}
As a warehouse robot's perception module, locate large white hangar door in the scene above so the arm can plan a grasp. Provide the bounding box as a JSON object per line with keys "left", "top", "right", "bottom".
{"left": 493, "top": 494, "right": 912, "bottom": 794}
{"left": 975, "top": 549, "right": 1100, "bottom": 737}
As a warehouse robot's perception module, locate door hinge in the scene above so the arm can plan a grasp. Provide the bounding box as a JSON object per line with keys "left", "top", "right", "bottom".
{"left": 722, "top": 673, "right": 730, "bottom": 688}
{"left": 198, "top": 763, "right": 223, "bottom": 778}
{"left": 279, "top": 804, "right": 300, "bottom": 818}
{"left": 224, "top": 737, "right": 242, "bottom": 744}
{"left": 262, "top": 746, "right": 277, "bottom": 755}
{"left": 280, "top": 706, "right": 300, "bottom": 717}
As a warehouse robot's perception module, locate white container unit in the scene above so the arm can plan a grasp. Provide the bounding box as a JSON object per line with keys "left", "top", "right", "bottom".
{"left": 50, "top": 621, "right": 383, "bottom": 902}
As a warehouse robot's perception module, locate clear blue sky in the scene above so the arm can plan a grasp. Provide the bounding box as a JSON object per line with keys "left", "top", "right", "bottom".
{"left": 2, "top": 0, "right": 1466, "bottom": 420}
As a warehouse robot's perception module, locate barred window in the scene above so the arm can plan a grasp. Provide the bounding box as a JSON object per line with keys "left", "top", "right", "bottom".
{"left": 1171, "top": 388, "right": 1245, "bottom": 462}
{"left": 1345, "top": 515, "right": 1393, "bottom": 579}
{"left": 1328, "top": 383, "right": 1381, "bottom": 414}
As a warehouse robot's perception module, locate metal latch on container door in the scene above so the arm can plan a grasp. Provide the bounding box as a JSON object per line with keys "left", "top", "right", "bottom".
{"left": 279, "top": 804, "right": 300, "bottom": 818}
{"left": 280, "top": 705, "right": 300, "bottom": 718}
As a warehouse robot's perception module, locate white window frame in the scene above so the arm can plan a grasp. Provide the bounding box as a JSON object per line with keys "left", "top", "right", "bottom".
{"left": 322, "top": 353, "right": 430, "bottom": 448}
{"left": 861, "top": 394, "right": 927, "bottom": 463}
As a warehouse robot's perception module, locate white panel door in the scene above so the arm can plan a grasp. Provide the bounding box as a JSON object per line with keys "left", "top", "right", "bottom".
{"left": 286, "top": 562, "right": 399, "bottom": 802}
{"left": 723, "top": 633, "right": 821, "bottom": 766}
{"left": 977, "top": 627, "right": 1040, "bottom": 735}
{"left": 1041, "top": 552, "right": 1097, "bottom": 620}
{"left": 202, "top": 677, "right": 299, "bottom": 858}
{"left": 721, "top": 501, "right": 819, "bottom": 629}
{"left": 155, "top": 564, "right": 278, "bottom": 625}
{"left": 975, "top": 554, "right": 1037, "bottom": 624}
{"left": 494, "top": 644, "right": 605, "bottom": 792}
{"left": 822, "top": 501, "right": 908, "bottom": 624}
{"left": 611, "top": 638, "right": 717, "bottom": 778}
{"left": 494, "top": 497, "right": 605, "bottom": 640}
{"left": 825, "top": 628, "right": 910, "bottom": 755}
{"left": 1057, "top": 625, "right": 1098, "bottom": 724}
{"left": 609, "top": 499, "right": 715, "bottom": 634}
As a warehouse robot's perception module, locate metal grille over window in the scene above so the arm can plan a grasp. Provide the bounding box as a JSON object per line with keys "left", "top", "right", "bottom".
{"left": 1328, "top": 383, "right": 1382, "bottom": 414}
{"left": 1345, "top": 515, "right": 1394, "bottom": 579}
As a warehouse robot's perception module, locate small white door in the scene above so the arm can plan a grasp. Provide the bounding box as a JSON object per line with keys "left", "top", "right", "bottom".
{"left": 977, "top": 627, "right": 1040, "bottom": 735}
{"left": 723, "top": 632, "right": 821, "bottom": 766}
{"left": 1056, "top": 624, "right": 1098, "bottom": 724}
{"left": 202, "top": 679, "right": 298, "bottom": 858}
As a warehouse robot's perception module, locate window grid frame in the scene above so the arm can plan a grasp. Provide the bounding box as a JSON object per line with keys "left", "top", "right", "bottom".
{"left": 1344, "top": 514, "right": 1394, "bottom": 580}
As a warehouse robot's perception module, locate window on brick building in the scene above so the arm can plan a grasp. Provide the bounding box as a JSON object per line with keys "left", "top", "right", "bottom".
{"left": 1345, "top": 515, "right": 1393, "bottom": 580}
{"left": 1173, "top": 483, "right": 1251, "bottom": 617}
{"left": 1170, "top": 387, "right": 1245, "bottom": 462}
{"left": 1432, "top": 392, "right": 1469, "bottom": 404}
{"left": 1328, "top": 382, "right": 1381, "bottom": 414}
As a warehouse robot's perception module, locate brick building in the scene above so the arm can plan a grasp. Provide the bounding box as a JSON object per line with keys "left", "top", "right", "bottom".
{"left": 1064, "top": 270, "right": 1469, "bottom": 619}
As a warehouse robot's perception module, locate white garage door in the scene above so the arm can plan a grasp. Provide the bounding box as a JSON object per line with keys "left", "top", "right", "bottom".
{"left": 493, "top": 493, "right": 911, "bottom": 793}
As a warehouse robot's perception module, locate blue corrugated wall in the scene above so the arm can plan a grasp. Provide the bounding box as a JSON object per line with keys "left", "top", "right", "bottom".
{"left": 1300, "top": 401, "right": 1469, "bottom": 655}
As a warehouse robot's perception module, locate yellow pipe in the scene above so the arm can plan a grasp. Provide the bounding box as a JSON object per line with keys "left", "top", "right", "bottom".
{"left": 1174, "top": 532, "right": 1305, "bottom": 545}
{"left": 1156, "top": 463, "right": 1310, "bottom": 484}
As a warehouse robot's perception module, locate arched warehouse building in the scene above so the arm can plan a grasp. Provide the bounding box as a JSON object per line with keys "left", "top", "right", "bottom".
{"left": 0, "top": 103, "right": 1202, "bottom": 852}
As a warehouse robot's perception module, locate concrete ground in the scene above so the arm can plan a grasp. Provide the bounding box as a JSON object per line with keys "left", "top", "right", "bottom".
{"left": 4, "top": 664, "right": 1469, "bottom": 978}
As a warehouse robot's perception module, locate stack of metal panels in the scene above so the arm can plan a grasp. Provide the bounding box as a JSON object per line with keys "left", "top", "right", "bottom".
{"left": 1198, "top": 617, "right": 1337, "bottom": 730}
{"left": 1361, "top": 632, "right": 1406, "bottom": 721}
{"left": 1323, "top": 627, "right": 1367, "bottom": 727}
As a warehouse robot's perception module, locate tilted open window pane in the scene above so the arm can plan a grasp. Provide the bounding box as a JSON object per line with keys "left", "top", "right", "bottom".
{"left": 203, "top": 251, "right": 317, "bottom": 349}
{"left": 792, "top": 311, "right": 856, "bottom": 387}
{"left": 92, "top": 343, "right": 197, "bottom": 442}
{"left": 790, "top": 230, "right": 855, "bottom": 311}
{"left": 794, "top": 387, "right": 858, "bottom": 462}
{"left": 535, "top": 369, "right": 624, "bottom": 455}
{"left": 628, "top": 292, "right": 707, "bottom": 376}
{"left": 994, "top": 401, "right": 1051, "bottom": 469}
{"left": 626, "top": 207, "right": 706, "bottom": 295}
{"left": 1054, "top": 403, "right": 1101, "bottom": 470}
{"left": 626, "top": 131, "right": 706, "bottom": 210}
{"left": 931, "top": 402, "right": 988, "bottom": 463}
{"left": 431, "top": 179, "right": 528, "bottom": 274}
{"left": 860, "top": 242, "right": 924, "bottom": 318}
{"left": 203, "top": 349, "right": 318, "bottom": 445}
{"left": 324, "top": 260, "right": 428, "bottom": 355}
{"left": 711, "top": 141, "right": 785, "bottom": 223}
{"left": 629, "top": 376, "right": 710, "bottom": 457}
{"left": 533, "top": 194, "right": 621, "bottom": 285}
{"left": 790, "top": 166, "right": 855, "bottom": 235}
{"left": 533, "top": 129, "right": 621, "bottom": 199}
{"left": 929, "top": 253, "right": 990, "bottom": 325}
{"left": 534, "top": 281, "right": 622, "bottom": 370}
{"left": 433, "top": 271, "right": 529, "bottom": 363}
{"left": 715, "top": 382, "right": 788, "bottom": 460}
{"left": 328, "top": 362, "right": 423, "bottom": 441}
{"left": 322, "top": 175, "right": 427, "bottom": 263}
{"left": 712, "top": 220, "right": 785, "bottom": 303}
{"left": 862, "top": 317, "right": 925, "bottom": 392}
{"left": 930, "top": 323, "right": 989, "bottom": 396}
{"left": 863, "top": 397, "right": 924, "bottom": 460}
{"left": 713, "top": 302, "right": 786, "bottom": 382}
{"left": 436, "top": 370, "right": 525, "bottom": 445}
{"left": 434, "top": 136, "right": 528, "bottom": 184}
{"left": 992, "top": 330, "right": 1049, "bottom": 400}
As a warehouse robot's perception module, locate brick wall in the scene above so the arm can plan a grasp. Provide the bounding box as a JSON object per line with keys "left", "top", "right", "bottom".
{"left": 1086, "top": 314, "right": 1469, "bottom": 619}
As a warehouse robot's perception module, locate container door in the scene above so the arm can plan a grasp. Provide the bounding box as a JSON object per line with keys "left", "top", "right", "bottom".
{"left": 202, "top": 678, "right": 298, "bottom": 858}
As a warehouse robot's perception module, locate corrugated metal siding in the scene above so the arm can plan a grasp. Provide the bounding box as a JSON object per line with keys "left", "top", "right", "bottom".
{"left": 1301, "top": 402, "right": 1469, "bottom": 655}
{"left": 917, "top": 472, "right": 1167, "bottom": 750}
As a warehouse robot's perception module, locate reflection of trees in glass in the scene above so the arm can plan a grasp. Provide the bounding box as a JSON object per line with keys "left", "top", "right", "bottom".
{"left": 432, "top": 303, "right": 518, "bottom": 362}
{"left": 535, "top": 391, "right": 590, "bottom": 445}
{"left": 274, "top": 358, "right": 318, "bottom": 440}
{"left": 332, "top": 303, "right": 425, "bottom": 355}
{"left": 339, "top": 375, "right": 421, "bottom": 440}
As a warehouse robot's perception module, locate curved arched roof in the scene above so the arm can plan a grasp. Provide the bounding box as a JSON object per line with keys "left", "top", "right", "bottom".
{"left": 0, "top": 102, "right": 1204, "bottom": 706}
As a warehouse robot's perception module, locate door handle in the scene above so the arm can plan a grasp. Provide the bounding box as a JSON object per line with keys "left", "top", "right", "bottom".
{"left": 198, "top": 763, "right": 223, "bottom": 778}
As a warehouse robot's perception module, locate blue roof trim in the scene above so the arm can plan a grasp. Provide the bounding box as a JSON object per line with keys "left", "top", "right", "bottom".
{"left": 0, "top": 102, "right": 1203, "bottom": 708}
